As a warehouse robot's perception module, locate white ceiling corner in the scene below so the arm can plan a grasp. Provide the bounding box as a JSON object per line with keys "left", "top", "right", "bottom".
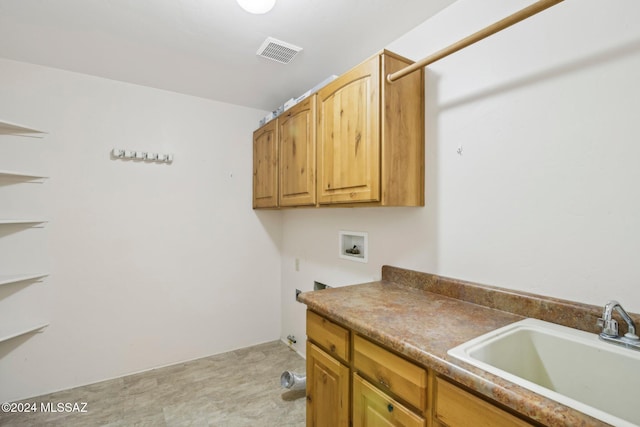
{"left": 0, "top": 0, "right": 456, "bottom": 111}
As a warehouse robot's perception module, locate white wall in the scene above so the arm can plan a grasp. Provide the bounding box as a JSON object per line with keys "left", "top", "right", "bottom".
{"left": 3, "top": 0, "right": 640, "bottom": 400}
{"left": 0, "top": 59, "right": 282, "bottom": 402}
{"left": 281, "top": 0, "right": 640, "bottom": 356}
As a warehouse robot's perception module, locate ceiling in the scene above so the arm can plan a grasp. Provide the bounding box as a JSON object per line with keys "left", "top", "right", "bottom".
{"left": 0, "top": 0, "right": 455, "bottom": 111}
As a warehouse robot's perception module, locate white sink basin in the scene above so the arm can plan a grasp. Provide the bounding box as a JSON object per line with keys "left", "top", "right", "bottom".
{"left": 448, "top": 318, "right": 640, "bottom": 427}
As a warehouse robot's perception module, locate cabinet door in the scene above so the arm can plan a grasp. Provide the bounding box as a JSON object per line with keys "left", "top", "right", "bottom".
{"left": 279, "top": 96, "right": 316, "bottom": 206}
{"left": 317, "top": 55, "right": 380, "bottom": 204}
{"left": 353, "top": 374, "right": 426, "bottom": 427}
{"left": 307, "top": 342, "right": 350, "bottom": 427}
{"left": 252, "top": 120, "right": 278, "bottom": 208}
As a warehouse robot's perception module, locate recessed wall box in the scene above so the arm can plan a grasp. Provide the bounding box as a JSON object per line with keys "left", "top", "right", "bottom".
{"left": 339, "top": 231, "right": 368, "bottom": 263}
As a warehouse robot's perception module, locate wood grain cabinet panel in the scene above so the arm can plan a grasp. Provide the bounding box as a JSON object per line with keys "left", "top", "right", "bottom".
{"left": 353, "top": 374, "right": 426, "bottom": 427}
{"left": 307, "top": 310, "right": 350, "bottom": 363}
{"left": 316, "top": 50, "right": 424, "bottom": 206}
{"left": 435, "top": 377, "right": 534, "bottom": 427}
{"left": 354, "top": 335, "right": 427, "bottom": 412}
{"left": 279, "top": 96, "right": 316, "bottom": 206}
{"left": 307, "top": 342, "right": 350, "bottom": 427}
{"left": 252, "top": 120, "right": 278, "bottom": 208}
{"left": 317, "top": 57, "right": 380, "bottom": 204}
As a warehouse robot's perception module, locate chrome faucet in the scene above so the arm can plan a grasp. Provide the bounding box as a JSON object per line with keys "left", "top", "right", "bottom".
{"left": 597, "top": 300, "right": 640, "bottom": 350}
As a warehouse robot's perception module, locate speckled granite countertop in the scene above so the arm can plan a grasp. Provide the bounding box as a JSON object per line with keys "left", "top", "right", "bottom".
{"left": 299, "top": 266, "right": 616, "bottom": 427}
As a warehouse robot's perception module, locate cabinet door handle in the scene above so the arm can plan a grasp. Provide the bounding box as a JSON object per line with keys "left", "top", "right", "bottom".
{"left": 387, "top": 403, "right": 394, "bottom": 413}
{"left": 378, "top": 377, "right": 389, "bottom": 388}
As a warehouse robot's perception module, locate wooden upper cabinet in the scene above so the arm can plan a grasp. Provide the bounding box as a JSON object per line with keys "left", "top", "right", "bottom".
{"left": 252, "top": 120, "right": 278, "bottom": 209}
{"left": 317, "top": 50, "right": 424, "bottom": 206}
{"left": 251, "top": 49, "right": 424, "bottom": 209}
{"left": 317, "top": 55, "right": 380, "bottom": 204}
{"left": 279, "top": 96, "right": 316, "bottom": 207}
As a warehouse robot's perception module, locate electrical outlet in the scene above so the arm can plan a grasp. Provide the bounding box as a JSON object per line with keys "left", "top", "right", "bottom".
{"left": 295, "top": 289, "right": 301, "bottom": 301}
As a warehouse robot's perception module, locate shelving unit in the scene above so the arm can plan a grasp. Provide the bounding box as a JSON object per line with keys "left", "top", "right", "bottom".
{"left": 1, "top": 118, "right": 49, "bottom": 346}
{"left": 0, "top": 274, "right": 48, "bottom": 287}
{"left": 0, "top": 323, "right": 49, "bottom": 344}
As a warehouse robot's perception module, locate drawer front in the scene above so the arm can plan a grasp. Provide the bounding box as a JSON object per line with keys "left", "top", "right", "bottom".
{"left": 353, "top": 374, "right": 426, "bottom": 427}
{"left": 435, "top": 377, "right": 533, "bottom": 427}
{"left": 307, "top": 310, "right": 350, "bottom": 363}
{"left": 353, "top": 335, "right": 427, "bottom": 412}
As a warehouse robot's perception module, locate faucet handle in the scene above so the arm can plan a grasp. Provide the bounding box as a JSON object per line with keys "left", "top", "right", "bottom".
{"left": 598, "top": 317, "right": 619, "bottom": 337}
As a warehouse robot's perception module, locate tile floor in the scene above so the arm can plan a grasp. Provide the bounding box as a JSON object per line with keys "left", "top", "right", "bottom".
{"left": 0, "top": 340, "right": 306, "bottom": 426}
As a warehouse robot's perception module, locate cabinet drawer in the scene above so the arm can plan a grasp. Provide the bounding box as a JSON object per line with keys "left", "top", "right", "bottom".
{"left": 353, "top": 335, "right": 427, "bottom": 412}
{"left": 307, "top": 310, "right": 350, "bottom": 363}
{"left": 435, "top": 377, "right": 533, "bottom": 427}
{"left": 353, "top": 374, "right": 426, "bottom": 427}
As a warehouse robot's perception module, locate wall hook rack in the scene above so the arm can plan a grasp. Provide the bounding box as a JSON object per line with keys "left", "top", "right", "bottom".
{"left": 111, "top": 148, "right": 173, "bottom": 164}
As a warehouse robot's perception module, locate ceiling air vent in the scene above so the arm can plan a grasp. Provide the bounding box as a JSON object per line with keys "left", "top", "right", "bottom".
{"left": 257, "top": 37, "right": 302, "bottom": 64}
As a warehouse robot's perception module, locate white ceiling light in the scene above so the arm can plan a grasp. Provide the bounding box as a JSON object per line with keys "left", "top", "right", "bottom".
{"left": 236, "top": 0, "right": 276, "bottom": 14}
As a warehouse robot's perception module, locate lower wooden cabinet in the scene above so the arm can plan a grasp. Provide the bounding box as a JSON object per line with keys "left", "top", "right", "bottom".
{"left": 353, "top": 373, "right": 426, "bottom": 427}
{"left": 306, "top": 310, "right": 427, "bottom": 427}
{"left": 305, "top": 310, "right": 536, "bottom": 427}
{"left": 306, "top": 342, "right": 350, "bottom": 427}
{"left": 434, "top": 377, "right": 534, "bottom": 427}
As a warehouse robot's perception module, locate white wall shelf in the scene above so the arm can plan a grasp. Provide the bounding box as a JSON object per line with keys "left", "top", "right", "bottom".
{"left": 1, "top": 117, "right": 50, "bottom": 348}
{"left": 0, "top": 219, "right": 47, "bottom": 225}
{"left": 0, "top": 119, "right": 46, "bottom": 138}
{"left": 0, "top": 169, "right": 48, "bottom": 180}
{"left": 0, "top": 323, "right": 49, "bottom": 344}
{"left": 0, "top": 274, "right": 48, "bottom": 287}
